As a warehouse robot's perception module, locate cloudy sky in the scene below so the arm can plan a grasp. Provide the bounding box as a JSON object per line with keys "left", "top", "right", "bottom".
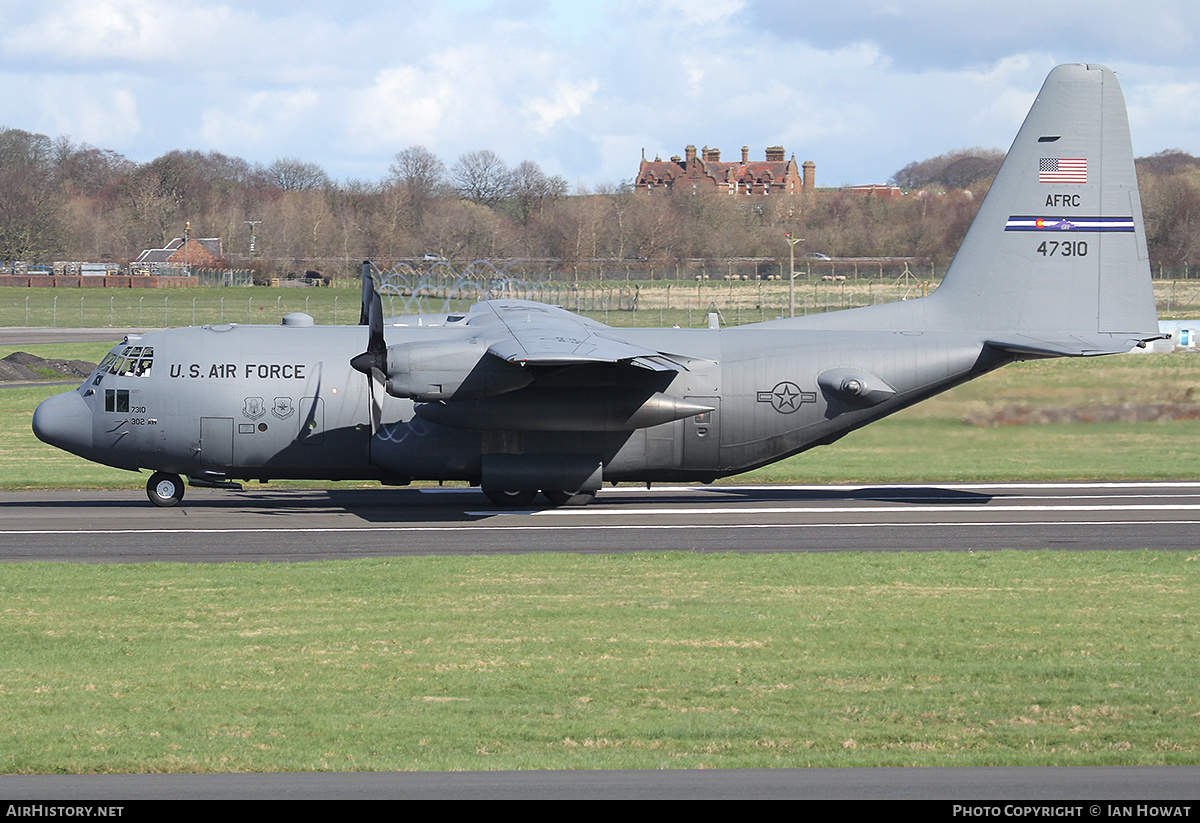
{"left": 2, "top": 0, "right": 1198, "bottom": 189}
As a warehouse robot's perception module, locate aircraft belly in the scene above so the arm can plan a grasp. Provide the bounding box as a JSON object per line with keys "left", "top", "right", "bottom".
{"left": 712, "top": 336, "right": 989, "bottom": 474}
{"left": 371, "top": 419, "right": 483, "bottom": 479}
{"left": 371, "top": 422, "right": 639, "bottom": 483}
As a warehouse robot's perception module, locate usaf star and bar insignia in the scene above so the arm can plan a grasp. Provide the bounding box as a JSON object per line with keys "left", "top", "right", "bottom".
{"left": 757, "top": 381, "right": 816, "bottom": 414}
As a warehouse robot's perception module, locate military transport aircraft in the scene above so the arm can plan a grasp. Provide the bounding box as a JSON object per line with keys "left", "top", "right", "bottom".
{"left": 33, "top": 64, "right": 1162, "bottom": 508}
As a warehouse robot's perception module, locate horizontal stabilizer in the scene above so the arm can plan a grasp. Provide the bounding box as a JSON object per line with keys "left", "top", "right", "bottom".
{"left": 985, "top": 333, "right": 1168, "bottom": 359}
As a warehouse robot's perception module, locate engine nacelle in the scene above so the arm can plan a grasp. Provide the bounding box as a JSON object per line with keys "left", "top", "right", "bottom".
{"left": 384, "top": 339, "right": 532, "bottom": 401}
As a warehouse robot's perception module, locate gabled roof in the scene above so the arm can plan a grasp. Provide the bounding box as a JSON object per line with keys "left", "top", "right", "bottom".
{"left": 636, "top": 147, "right": 802, "bottom": 192}
{"left": 134, "top": 237, "right": 222, "bottom": 264}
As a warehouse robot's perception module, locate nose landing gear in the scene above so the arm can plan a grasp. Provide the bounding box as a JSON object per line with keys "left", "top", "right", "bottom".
{"left": 147, "top": 472, "right": 185, "bottom": 507}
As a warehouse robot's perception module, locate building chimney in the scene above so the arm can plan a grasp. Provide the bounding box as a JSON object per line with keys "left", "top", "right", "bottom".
{"left": 766, "top": 146, "right": 785, "bottom": 162}
{"left": 741, "top": 146, "right": 749, "bottom": 163}
{"left": 803, "top": 160, "right": 816, "bottom": 193}
{"left": 685, "top": 145, "right": 697, "bottom": 166}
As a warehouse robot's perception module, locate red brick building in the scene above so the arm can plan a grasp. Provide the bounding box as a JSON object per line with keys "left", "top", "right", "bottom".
{"left": 133, "top": 237, "right": 223, "bottom": 269}
{"left": 635, "top": 145, "right": 814, "bottom": 198}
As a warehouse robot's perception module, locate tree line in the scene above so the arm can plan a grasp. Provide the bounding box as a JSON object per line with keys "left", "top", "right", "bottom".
{"left": 3, "top": 125, "right": 1199, "bottom": 277}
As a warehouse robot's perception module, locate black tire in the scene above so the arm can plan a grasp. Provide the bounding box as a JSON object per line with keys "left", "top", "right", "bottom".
{"left": 147, "top": 472, "right": 185, "bottom": 507}
{"left": 542, "top": 489, "right": 597, "bottom": 507}
{"left": 483, "top": 489, "right": 537, "bottom": 507}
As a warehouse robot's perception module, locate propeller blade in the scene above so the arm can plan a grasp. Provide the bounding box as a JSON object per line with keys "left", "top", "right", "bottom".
{"left": 351, "top": 291, "right": 386, "bottom": 374}
{"left": 351, "top": 265, "right": 387, "bottom": 435}
{"left": 358, "top": 260, "right": 373, "bottom": 326}
{"left": 367, "top": 366, "right": 383, "bottom": 435}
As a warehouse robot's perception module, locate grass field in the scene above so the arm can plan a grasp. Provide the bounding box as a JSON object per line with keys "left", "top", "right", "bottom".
{"left": 2, "top": 551, "right": 1196, "bottom": 773}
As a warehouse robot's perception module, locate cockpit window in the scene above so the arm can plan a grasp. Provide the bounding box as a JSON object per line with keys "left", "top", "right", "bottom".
{"left": 105, "top": 388, "right": 130, "bottom": 413}
{"left": 102, "top": 346, "right": 153, "bottom": 377}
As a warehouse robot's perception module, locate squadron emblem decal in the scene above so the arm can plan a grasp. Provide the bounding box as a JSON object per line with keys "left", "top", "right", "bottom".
{"left": 757, "top": 381, "right": 816, "bottom": 414}
{"left": 242, "top": 397, "right": 266, "bottom": 420}
{"left": 272, "top": 397, "right": 295, "bottom": 420}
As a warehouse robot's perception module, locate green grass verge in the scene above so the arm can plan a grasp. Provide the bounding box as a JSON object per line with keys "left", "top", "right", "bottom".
{"left": 2, "top": 551, "right": 1196, "bottom": 773}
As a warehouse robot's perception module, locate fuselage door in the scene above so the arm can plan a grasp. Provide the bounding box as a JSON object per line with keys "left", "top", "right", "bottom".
{"left": 682, "top": 396, "right": 720, "bottom": 469}
{"left": 200, "top": 417, "right": 234, "bottom": 467}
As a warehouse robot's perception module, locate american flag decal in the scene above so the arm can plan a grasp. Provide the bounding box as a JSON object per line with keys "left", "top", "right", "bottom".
{"left": 1039, "top": 157, "right": 1087, "bottom": 184}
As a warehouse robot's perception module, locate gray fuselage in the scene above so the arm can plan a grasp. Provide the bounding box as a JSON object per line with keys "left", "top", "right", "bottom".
{"left": 44, "top": 317, "right": 1004, "bottom": 487}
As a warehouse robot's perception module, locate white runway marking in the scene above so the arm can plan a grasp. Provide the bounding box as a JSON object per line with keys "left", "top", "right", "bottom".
{"left": 4, "top": 519, "right": 1199, "bottom": 537}
{"left": 523, "top": 503, "right": 1200, "bottom": 517}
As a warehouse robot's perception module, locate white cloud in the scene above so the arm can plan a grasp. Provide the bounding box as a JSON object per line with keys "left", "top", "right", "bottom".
{"left": 0, "top": 72, "right": 144, "bottom": 147}
{"left": 1126, "top": 77, "right": 1200, "bottom": 157}
{"left": 1, "top": 0, "right": 234, "bottom": 63}
{"left": 0, "top": 1, "right": 1194, "bottom": 187}
{"left": 628, "top": 0, "right": 746, "bottom": 27}
{"left": 524, "top": 80, "right": 599, "bottom": 134}
{"left": 200, "top": 89, "right": 321, "bottom": 152}
{"left": 349, "top": 65, "right": 452, "bottom": 150}
{"left": 73, "top": 88, "right": 142, "bottom": 147}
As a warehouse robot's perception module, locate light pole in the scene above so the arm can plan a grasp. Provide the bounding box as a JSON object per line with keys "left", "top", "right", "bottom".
{"left": 245, "top": 220, "right": 262, "bottom": 260}
{"left": 784, "top": 232, "right": 804, "bottom": 317}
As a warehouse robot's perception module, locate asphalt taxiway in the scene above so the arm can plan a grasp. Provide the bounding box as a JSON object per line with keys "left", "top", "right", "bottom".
{"left": 2, "top": 481, "right": 1197, "bottom": 562}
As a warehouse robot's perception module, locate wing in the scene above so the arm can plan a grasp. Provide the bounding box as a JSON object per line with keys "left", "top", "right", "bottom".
{"left": 470, "top": 300, "right": 688, "bottom": 372}
{"left": 370, "top": 299, "right": 713, "bottom": 431}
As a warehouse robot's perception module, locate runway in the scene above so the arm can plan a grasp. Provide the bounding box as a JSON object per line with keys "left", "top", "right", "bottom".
{"left": 0, "top": 326, "right": 142, "bottom": 346}
{"left": 2, "top": 480, "right": 1197, "bottom": 562}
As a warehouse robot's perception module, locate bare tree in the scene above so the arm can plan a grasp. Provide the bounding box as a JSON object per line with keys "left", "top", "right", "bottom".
{"left": 507, "top": 160, "right": 567, "bottom": 226}
{"left": 266, "top": 157, "right": 331, "bottom": 192}
{"left": 0, "top": 127, "right": 64, "bottom": 259}
{"left": 890, "top": 148, "right": 1004, "bottom": 191}
{"left": 387, "top": 145, "right": 446, "bottom": 230}
{"left": 451, "top": 149, "right": 511, "bottom": 207}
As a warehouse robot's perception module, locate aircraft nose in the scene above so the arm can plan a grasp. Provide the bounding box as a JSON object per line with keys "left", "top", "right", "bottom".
{"left": 32, "top": 390, "right": 94, "bottom": 456}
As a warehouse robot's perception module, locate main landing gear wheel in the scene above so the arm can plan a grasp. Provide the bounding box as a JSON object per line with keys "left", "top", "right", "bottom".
{"left": 147, "top": 472, "right": 185, "bottom": 507}
{"left": 483, "top": 489, "right": 537, "bottom": 507}
{"left": 542, "top": 489, "right": 597, "bottom": 507}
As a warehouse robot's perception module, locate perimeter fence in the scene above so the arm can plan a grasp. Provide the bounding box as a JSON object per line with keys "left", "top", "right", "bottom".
{"left": 2, "top": 260, "right": 1198, "bottom": 329}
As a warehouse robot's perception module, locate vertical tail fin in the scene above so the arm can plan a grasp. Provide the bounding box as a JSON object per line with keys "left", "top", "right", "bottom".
{"left": 934, "top": 63, "right": 1160, "bottom": 354}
